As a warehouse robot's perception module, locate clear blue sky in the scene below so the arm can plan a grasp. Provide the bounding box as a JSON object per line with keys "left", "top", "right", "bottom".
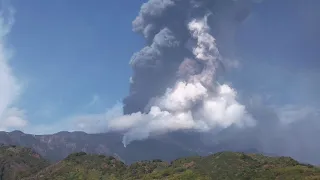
{"left": 9, "top": 0, "right": 146, "bottom": 126}
{"left": 1, "top": 0, "right": 319, "bottom": 134}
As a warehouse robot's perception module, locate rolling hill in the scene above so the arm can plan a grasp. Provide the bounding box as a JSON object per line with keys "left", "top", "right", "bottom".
{"left": 0, "top": 146, "right": 314, "bottom": 180}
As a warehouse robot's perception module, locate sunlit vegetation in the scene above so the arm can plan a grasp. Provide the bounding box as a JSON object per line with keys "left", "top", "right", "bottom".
{"left": 0, "top": 145, "right": 319, "bottom": 180}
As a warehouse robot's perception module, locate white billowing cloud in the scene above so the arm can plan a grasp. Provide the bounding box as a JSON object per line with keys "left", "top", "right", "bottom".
{"left": 107, "top": 83, "right": 254, "bottom": 147}
{"left": 0, "top": 4, "right": 28, "bottom": 131}
{"left": 200, "top": 84, "right": 255, "bottom": 129}
{"left": 155, "top": 81, "right": 208, "bottom": 112}
{"left": 107, "top": 16, "right": 254, "bottom": 147}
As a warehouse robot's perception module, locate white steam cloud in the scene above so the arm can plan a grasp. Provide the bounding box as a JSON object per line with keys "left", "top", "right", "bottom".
{"left": 108, "top": 16, "right": 254, "bottom": 147}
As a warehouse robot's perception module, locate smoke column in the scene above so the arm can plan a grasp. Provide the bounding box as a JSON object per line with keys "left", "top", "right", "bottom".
{"left": 109, "top": 0, "right": 263, "bottom": 146}
{"left": 123, "top": 0, "right": 258, "bottom": 115}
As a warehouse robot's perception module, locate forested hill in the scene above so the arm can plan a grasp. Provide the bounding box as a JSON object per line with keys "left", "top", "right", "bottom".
{"left": 0, "top": 145, "right": 319, "bottom": 180}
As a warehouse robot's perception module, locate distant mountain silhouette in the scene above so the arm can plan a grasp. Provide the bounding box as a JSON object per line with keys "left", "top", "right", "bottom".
{"left": 0, "top": 130, "right": 262, "bottom": 164}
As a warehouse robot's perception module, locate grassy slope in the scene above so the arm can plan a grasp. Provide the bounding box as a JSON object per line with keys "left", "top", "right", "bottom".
{"left": 24, "top": 151, "right": 320, "bottom": 180}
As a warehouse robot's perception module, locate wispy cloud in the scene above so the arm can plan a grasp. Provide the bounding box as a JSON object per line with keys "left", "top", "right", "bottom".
{"left": 25, "top": 102, "right": 123, "bottom": 135}
{"left": 87, "top": 94, "right": 100, "bottom": 107}
{"left": 0, "top": 1, "right": 28, "bottom": 131}
{"left": 276, "top": 105, "right": 320, "bottom": 125}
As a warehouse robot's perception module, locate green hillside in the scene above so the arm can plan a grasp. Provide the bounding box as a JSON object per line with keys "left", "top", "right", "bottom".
{"left": 0, "top": 145, "right": 319, "bottom": 180}
{"left": 24, "top": 151, "right": 320, "bottom": 180}
{"left": 0, "top": 145, "right": 50, "bottom": 180}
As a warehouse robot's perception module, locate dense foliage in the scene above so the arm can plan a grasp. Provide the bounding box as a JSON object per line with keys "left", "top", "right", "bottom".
{"left": 0, "top": 145, "right": 50, "bottom": 180}
{"left": 1, "top": 145, "right": 320, "bottom": 180}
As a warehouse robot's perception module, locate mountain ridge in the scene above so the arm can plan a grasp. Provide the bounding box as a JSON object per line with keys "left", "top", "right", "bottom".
{"left": 0, "top": 130, "right": 275, "bottom": 165}
{"left": 0, "top": 130, "right": 204, "bottom": 164}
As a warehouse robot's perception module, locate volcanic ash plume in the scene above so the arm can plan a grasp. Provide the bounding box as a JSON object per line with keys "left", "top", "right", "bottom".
{"left": 123, "top": 0, "right": 260, "bottom": 115}
{"left": 108, "top": 0, "right": 259, "bottom": 146}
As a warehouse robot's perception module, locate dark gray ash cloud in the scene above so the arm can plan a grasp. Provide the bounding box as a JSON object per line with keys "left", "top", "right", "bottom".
{"left": 123, "top": 0, "right": 260, "bottom": 115}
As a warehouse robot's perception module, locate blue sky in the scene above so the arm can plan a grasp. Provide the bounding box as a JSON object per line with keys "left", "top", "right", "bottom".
{"left": 7, "top": 0, "right": 145, "bottom": 129}
{"left": 0, "top": 0, "right": 319, "bottom": 134}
